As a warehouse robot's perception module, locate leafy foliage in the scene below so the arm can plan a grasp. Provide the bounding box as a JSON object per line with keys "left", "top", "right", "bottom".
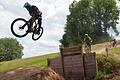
{"left": 94, "top": 71, "right": 105, "bottom": 80}
{"left": 94, "top": 54, "right": 120, "bottom": 80}
{"left": 97, "top": 54, "right": 119, "bottom": 74}
{"left": 93, "top": 0, "right": 119, "bottom": 35}
{"left": 60, "top": 0, "right": 120, "bottom": 47}
{"left": 0, "top": 38, "right": 23, "bottom": 62}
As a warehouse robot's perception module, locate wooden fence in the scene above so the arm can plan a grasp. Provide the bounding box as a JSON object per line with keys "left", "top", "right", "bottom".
{"left": 48, "top": 45, "right": 97, "bottom": 80}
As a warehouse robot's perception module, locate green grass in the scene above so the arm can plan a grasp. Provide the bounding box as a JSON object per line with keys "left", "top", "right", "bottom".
{"left": 109, "top": 47, "right": 120, "bottom": 54}
{"left": 0, "top": 53, "right": 60, "bottom": 72}
{"left": 0, "top": 40, "right": 120, "bottom": 73}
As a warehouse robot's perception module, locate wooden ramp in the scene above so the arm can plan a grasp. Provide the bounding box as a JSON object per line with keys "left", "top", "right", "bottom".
{"left": 48, "top": 45, "right": 97, "bottom": 80}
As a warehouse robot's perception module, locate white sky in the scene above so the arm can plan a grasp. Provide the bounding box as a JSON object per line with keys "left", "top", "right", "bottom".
{"left": 0, "top": 0, "right": 74, "bottom": 58}
{"left": 0, "top": 0, "right": 120, "bottom": 58}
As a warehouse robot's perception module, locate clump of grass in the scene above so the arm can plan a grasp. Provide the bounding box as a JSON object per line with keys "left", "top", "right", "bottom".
{"left": 94, "top": 54, "right": 120, "bottom": 80}
{"left": 109, "top": 47, "right": 120, "bottom": 54}
{"left": 94, "top": 71, "right": 105, "bottom": 80}
{"left": 97, "top": 54, "right": 119, "bottom": 74}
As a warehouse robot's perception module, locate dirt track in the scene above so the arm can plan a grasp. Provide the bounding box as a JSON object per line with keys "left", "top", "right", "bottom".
{"left": 92, "top": 42, "right": 120, "bottom": 54}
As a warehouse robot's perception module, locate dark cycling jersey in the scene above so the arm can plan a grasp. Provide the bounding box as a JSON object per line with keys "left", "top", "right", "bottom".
{"left": 24, "top": 3, "right": 42, "bottom": 31}
{"left": 25, "top": 5, "right": 42, "bottom": 18}
{"left": 84, "top": 37, "right": 92, "bottom": 44}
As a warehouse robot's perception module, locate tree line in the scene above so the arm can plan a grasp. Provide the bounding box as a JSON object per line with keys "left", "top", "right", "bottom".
{"left": 60, "top": 0, "right": 120, "bottom": 47}
{"left": 0, "top": 38, "right": 23, "bottom": 62}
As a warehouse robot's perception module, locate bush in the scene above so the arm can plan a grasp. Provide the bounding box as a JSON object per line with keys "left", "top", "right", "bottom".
{"left": 94, "top": 71, "right": 105, "bottom": 80}
{"left": 0, "top": 38, "right": 23, "bottom": 62}
{"left": 95, "top": 54, "right": 120, "bottom": 80}
{"left": 97, "top": 54, "right": 119, "bottom": 74}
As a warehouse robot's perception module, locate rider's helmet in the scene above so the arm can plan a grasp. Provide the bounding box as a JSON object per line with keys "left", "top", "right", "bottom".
{"left": 24, "top": 2, "right": 31, "bottom": 8}
{"left": 85, "top": 34, "right": 88, "bottom": 37}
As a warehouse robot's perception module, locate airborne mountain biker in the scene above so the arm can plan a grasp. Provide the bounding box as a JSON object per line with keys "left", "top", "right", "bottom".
{"left": 11, "top": 2, "right": 43, "bottom": 40}
{"left": 84, "top": 34, "right": 92, "bottom": 52}
{"left": 24, "top": 2, "right": 42, "bottom": 32}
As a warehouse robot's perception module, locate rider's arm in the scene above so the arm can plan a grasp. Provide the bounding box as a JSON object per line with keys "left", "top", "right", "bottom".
{"left": 29, "top": 12, "right": 34, "bottom": 16}
{"left": 89, "top": 37, "right": 92, "bottom": 43}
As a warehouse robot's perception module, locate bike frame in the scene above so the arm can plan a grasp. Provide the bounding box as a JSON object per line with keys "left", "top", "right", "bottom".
{"left": 21, "top": 17, "right": 38, "bottom": 32}
{"left": 28, "top": 18, "right": 38, "bottom": 30}
{"left": 11, "top": 17, "right": 43, "bottom": 40}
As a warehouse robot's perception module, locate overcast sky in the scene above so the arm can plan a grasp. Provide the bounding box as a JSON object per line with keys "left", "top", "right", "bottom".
{"left": 0, "top": 0, "right": 75, "bottom": 58}
{"left": 0, "top": 0, "right": 120, "bottom": 58}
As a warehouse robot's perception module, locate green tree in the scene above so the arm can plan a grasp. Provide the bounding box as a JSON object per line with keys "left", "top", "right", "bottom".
{"left": 93, "top": 0, "right": 119, "bottom": 35}
{"left": 0, "top": 38, "right": 23, "bottom": 62}
{"left": 60, "top": 0, "right": 119, "bottom": 47}
{"left": 60, "top": 33, "right": 69, "bottom": 47}
{"left": 65, "top": 0, "right": 94, "bottom": 46}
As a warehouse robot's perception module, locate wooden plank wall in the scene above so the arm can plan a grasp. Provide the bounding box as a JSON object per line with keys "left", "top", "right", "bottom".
{"left": 47, "top": 45, "right": 97, "bottom": 80}
{"left": 84, "top": 53, "right": 97, "bottom": 80}
{"left": 47, "top": 58, "right": 63, "bottom": 75}
{"left": 60, "top": 45, "right": 82, "bottom": 56}
{"left": 63, "top": 54, "right": 85, "bottom": 80}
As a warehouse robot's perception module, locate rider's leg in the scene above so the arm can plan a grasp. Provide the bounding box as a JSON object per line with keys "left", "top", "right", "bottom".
{"left": 28, "top": 18, "right": 33, "bottom": 31}
{"left": 88, "top": 43, "right": 91, "bottom": 52}
{"left": 28, "top": 17, "right": 35, "bottom": 32}
{"left": 38, "top": 17, "right": 42, "bottom": 27}
{"left": 31, "top": 17, "right": 36, "bottom": 30}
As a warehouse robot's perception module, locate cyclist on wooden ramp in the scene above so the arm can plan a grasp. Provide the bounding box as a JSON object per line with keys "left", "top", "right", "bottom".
{"left": 83, "top": 34, "right": 92, "bottom": 53}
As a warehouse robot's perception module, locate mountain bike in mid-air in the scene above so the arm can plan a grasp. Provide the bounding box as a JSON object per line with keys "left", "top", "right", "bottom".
{"left": 11, "top": 17, "right": 43, "bottom": 41}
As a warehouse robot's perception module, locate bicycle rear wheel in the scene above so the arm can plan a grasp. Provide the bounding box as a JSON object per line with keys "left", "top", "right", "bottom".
{"left": 11, "top": 18, "right": 29, "bottom": 37}
{"left": 32, "top": 27, "right": 43, "bottom": 41}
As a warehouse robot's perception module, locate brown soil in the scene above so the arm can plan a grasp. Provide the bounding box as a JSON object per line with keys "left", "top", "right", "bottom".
{"left": 0, "top": 66, "right": 42, "bottom": 80}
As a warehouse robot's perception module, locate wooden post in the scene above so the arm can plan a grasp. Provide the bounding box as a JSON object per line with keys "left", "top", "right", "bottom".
{"left": 83, "top": 54, "right": 86, "bottom": 80}
{"left": 47, "top": 58, "right": 50, "bottom": 67}
{"left": 105, "top": 47, "right": 108, "bottom": 57}
{"left": 60, "top": 48, "right": 65, "bottom": 78}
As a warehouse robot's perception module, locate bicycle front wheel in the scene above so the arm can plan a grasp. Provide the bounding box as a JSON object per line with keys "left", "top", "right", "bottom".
{"left": 11, "top": 18, "right": 29, "bottom": 37}
{"left": 32, "top": 27, "right": 43, "bottom": 41}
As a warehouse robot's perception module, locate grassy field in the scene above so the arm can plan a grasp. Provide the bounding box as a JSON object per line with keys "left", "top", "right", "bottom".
{"left": 0, "top": 53, "right": 60, "bottom": 72}
{"left": 109, "top": 47, "right": 120, "bottom": 54}
{"left": 0, "top": 40, "right": 120, "bottom": 73}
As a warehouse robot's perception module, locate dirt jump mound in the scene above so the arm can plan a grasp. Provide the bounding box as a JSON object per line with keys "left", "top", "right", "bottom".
{"left": 0, "top": 67, "right": 64, "bottom": 80}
